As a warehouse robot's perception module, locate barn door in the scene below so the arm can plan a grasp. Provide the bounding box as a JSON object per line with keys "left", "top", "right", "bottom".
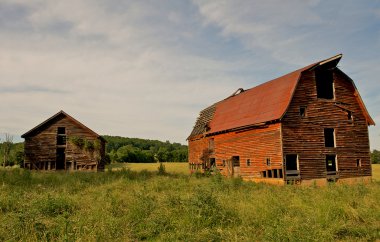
{"left": 232, "top": 156, "right": 240, "bottom": 177}
{"left": 56, "top": 148, "right": 65, "bottom": 170}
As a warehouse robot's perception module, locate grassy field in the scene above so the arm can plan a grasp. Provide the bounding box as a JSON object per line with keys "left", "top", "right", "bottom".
{"left": 372, "top": 164, "right": 380, "bottom": 181}
{"left": 0, "top": 166, "right": 379, "bottom": 241}
{"left": 107, "top": 162, "right": 189, "bottom": 174}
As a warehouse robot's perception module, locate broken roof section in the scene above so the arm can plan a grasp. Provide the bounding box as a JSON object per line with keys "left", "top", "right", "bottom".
{"left": 21, "top": 110, "right": 105, "bottom": 141}
{"left": 188, "top": 54, "right": 374, "bottom": 139}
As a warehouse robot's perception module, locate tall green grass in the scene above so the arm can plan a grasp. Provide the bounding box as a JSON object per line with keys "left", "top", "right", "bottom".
{"left": 0, "top": 169, "right": 379, "bottom": 241}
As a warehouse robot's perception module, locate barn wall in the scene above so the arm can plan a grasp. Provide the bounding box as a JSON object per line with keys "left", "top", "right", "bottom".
{"left": 282, "top": 69, "right": 371, "bottom": 181}
{"left": 24, "top": 115, "right": 105, "bottom": 171}
{"left": 188, "top": 136, "right": 208, "bottom": 171}
{"left": 189, "top": 123, "right": 283, "bottom": 179}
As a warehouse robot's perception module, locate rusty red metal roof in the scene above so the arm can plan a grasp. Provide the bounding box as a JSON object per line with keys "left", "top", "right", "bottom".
{"left": 208, "top": 64, "right": 313, "bottom": 134}
{"left": 187, "top": 54, "right": 374, "bottom": 138}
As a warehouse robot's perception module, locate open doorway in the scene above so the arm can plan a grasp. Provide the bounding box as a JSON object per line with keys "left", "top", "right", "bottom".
{"left": 232, "top": 156, "right": 240, "bottom": 177}
{"left": 285, "top": 154, "right": 298, "bottom": 171}
{"left": 56, "top": 148, "right": 65, "bottom": 170}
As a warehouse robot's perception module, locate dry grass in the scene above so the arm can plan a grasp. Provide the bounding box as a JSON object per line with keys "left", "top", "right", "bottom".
{"left": 372, "top": 164, "right": 380, "bottom": 181}
{"left": 107, "top": 162, "right": 189, "bottom": 174}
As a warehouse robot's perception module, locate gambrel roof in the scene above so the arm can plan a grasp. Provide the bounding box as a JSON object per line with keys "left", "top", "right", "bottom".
{"left": 21, "top": 110, "right": 105, "bottom": 141}
{"left": 188, "top": 54, "right": 374, "bottom": 139}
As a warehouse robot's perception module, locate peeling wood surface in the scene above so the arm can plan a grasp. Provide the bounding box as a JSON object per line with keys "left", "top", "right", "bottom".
{"left": 24, "top": 115, "right": 105, "bottom": 171}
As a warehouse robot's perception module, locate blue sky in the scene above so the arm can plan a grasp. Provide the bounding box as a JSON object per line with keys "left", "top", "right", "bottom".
{"left": 0, "top": 0, "right": 379, "bottom": 149}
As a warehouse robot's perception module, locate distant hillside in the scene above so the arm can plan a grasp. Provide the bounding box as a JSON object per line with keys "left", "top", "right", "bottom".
{"left": 103, "top": 135, "right": 188, "bottom": 163}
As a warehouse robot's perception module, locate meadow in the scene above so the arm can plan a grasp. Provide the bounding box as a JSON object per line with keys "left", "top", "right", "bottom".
{"left": 0, "top": 163, "right": 379, "bottom": 241}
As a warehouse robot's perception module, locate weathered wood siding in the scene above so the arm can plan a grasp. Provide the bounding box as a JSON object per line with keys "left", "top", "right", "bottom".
{"left": 189, "top": 123, "right": 283, "bottom": 179}
{"left": 188, "top": 136, "right": 208, "bottom": 171}
{"left": 24, "top": 115, "right": 105, "bottom": 171}
{"left": 281, "top": 69, "right": 371, "bottom": 180}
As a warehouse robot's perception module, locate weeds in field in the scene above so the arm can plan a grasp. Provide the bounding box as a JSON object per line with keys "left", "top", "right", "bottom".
{"left": 0, "top": 168, "right": 379, "bottom": 241}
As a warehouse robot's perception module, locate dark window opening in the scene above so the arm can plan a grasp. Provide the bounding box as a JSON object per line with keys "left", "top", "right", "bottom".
{"left": 57, "top": 127, "right": 66, "bottom": 145}
{"left": 324, "top": 128, "right": 335, "bottom": 147}
{"left": 273, "top": 169, "right": 278, "bottom": 178}
{"left": 300, "top": 106, "right": 306, "bottom": 117}
{"left": 232, "top": 156, "right": 240, "bottom": 167}
{"left": 347, "top": 111, "right": 353, "bottom": 122}
{"left": 316, "top": 69, "right": 334, "bottom": 99}
{"left": 262, "top": 171, "right": 267, "bottom": 178}
{"left": 246, "top": 159, "right": 251, "bottom": 166}
{"left": 279, "top": 169, "right": 283, "bottom": 178}
{"left": 268, "top": 170, "right": 272, "bottom": 178}
{"left": 57, "top": 127, "right": 66, "bottom": 134}
{"left": 57, "top": 135, "right": 66, "bottom": 145}
{"left": 210, "top": 158, "right": 216, "bottom": 168}
{"left": 326, "top": 155, "right": 337, "bottom": 172}
{"left": 266, "top": 158, "right": 271, "bottom": 166}
{"left": 285, "top": 154, "right": 298, "bottom": 170}
{"left": 356, "top": 159, "right": 361, "bottom": 168}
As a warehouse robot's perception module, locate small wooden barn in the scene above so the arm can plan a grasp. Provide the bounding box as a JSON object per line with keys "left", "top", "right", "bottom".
{"left": 22, "top": 110, "right": 106, "bottom": 171}
{"left": 188, "top": 54, "right": 375, "bottom": 185}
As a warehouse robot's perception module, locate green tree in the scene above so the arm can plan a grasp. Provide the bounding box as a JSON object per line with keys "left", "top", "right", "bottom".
{"left": 371, "top": 150, "right": 380, "bottom": 164}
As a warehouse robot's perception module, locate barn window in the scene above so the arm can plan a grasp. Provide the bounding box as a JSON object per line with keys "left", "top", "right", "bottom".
{"left": 356, "top": 159, "right": 361, "bottom": 168}
{"left": 285, "top": 154, "right": 298, "bottom": 171}
{"left": 316, "top": 69, "right": 334, "bottom": 99}
{"left": 324, "top": 128, "right": 335, "bottom": 147}
{"left": 268, "top": 170, "right": 272, "bottom": 178}
{"left": 266, "top": 158, "right": 271, "bottom": 166}
{"left": 347, "top": 111, "right": 353, "bottom": 122}
{"left": 326, "top": 155, "right": 337, "bottom": 172}
{"left": 57, "top": 127, "right": 66, "bottom": 145}
{"left": 299, "top": 106, "right": 307, "bottom": 117}
{"left": 246, "top": 159, "right": 251, "bottom": 166}
{"left": 262, "top": 171, "right": 267, "bottom": 178}
{"left": 232, "top": 156, "right": 240, "bottom": 167}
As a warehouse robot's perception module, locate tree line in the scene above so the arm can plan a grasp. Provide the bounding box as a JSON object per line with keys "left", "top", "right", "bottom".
{"left": 103, "top": 135, "right": 188, "bottom": 163}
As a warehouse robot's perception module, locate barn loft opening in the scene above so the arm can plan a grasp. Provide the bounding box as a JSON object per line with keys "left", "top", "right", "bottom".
{"left": 246, "top": 159, "right": 251, "bottom": 166}
{"left": 286, "top": 154, "right": 298, "bottom": 170}
{"left": 316, "top": 68, "right": 334, "bottom": 99}
{"left": 324, "top": 128, "right": 335, "bottom": 147}
{"left": 57, "top": 127, "right": 66, "bottom": 145}
{"left": 57, "top": 127, "right": 65, "bottom": 134}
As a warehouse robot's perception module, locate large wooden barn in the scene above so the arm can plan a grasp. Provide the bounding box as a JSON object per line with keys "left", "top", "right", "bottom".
{"left": 188, "top": 54, "right": 375, "bottom": 185}
{"left": 22, "top": 110, "right": 106, "bottom": 171}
